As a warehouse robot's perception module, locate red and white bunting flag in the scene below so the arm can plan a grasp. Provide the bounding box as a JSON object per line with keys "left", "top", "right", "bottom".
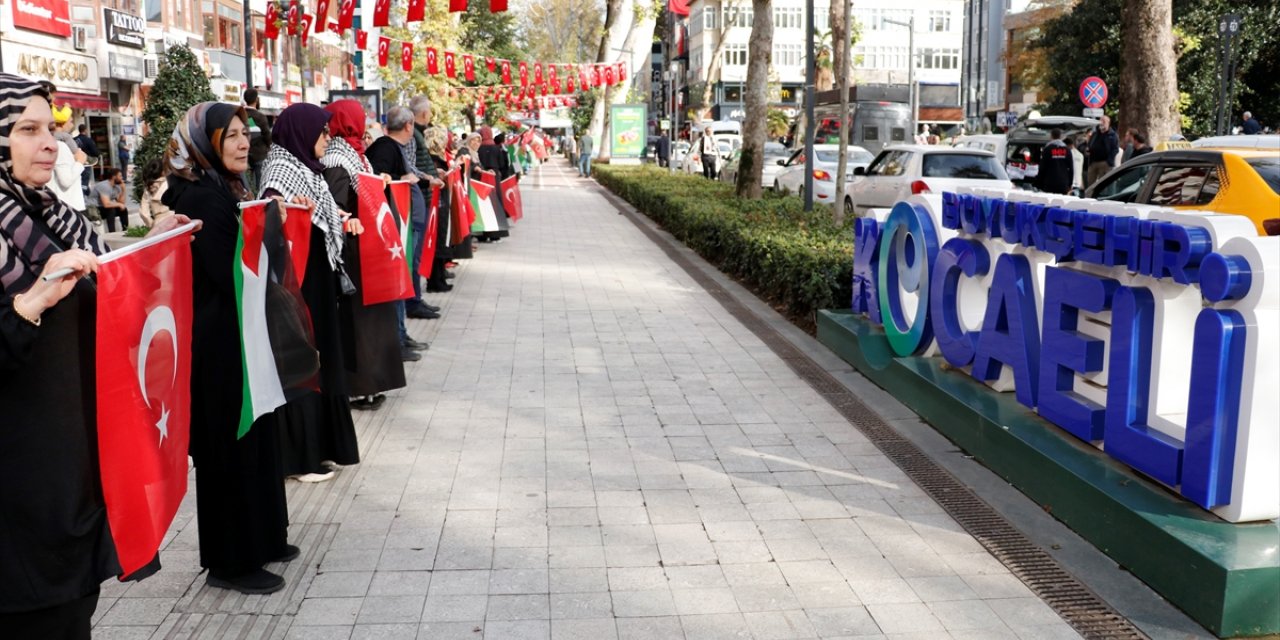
{"left": 669, "top": 0, "right": 690, "bottom": 17}
{"left": 463, "top": 54, "right": 476, "bottom": 81}
{"left": 354, "top": 28, "right": 367, "bottom": 49}
{"left": 96, "top": 224, "right": 196, "bottom": 578}
{"left": 519, "top": 61, "right": 529, "bottom": 86}
{"left": 444, "top": 51, "right": 457, "bottom": 77}
{"left": 501, "top": 60, "right": 512, "bottom": 84}
{"left": 406, "top": 0, "right": 425, "bottom": 21}
{"left": 617, "top": 63, "right": 627, "bottom": 83}
{"left": 357, "top": 174, "right": 414, "bottom": 305}
{"left": 490, "top": 0, "right": 506, "bottom": 12}
{"left": 336, "top": 0, "right": 355, "bottom": 32}
{"left": 313, "top": 0, "right": 328, "bottom": 32}
{"left": 299, "top": 13, "right": 313, "bottom": 46}
{"left": 566, "top": 76, "right": 575, "bottom": 93}
{"left": 401, "top": 41, "right": 414, "bottom": 72}
{"left": 426, "top": 47, "right": 439, "bottom": 74}
{"left": 264, "top": 1, "right": 280, "bottom": 39}
{"left": 486, "top": 56, "right": 496, "bottom": 72}
{"left": 603, "top": 64, "right": 615, "bottom": 86}
{"left": 476, "top": 100, "right": 485, "bottom": 118}
{"left": 590, "top": 65, "right": 601, "bottom": 87}
{"left": 449, "top": 0, "right": 466, "bottom": 11}
{"left": 548, "top": 65, "right": 558, "bottom": 84}
{"left": 533, "top": 62, "right": 543, "bottom": 85}
{"left": 377, "top": 36, "right": 390, "bottom": 67}
{"left": 285, "top": 0, "right": 300, "bottom": 35}
{"left": 372, "top": 0, "right": 390, "bottom": 26}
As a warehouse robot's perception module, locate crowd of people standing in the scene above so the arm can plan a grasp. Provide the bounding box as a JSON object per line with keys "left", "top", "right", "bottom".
{"left": 0, "top": 70, "right": 530, "bottom": 637}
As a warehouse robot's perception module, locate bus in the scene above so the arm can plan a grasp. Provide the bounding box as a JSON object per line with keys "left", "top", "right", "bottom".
{"left": 800, "top": 86, "right": 913, "bottom": 156}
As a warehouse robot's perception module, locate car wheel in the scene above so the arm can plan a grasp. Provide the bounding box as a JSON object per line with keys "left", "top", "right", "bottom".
{"left": 844, "top": 197, "right": 855, "bottom": 217}
{"left": 774, "top": 181, "right": 784, "bottom": 194}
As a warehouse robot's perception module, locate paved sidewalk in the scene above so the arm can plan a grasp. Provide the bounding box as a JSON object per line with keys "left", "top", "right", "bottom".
{"left": 92, "top": 159, "right": 1081, "bottom": 639}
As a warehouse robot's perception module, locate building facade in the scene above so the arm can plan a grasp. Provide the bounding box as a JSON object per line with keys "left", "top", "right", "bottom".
{"left": 960, "top": 0, "right": 1009, "bottom": 128}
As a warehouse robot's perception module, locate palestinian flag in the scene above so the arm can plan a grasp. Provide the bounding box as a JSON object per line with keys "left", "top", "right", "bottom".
{"left": 234, "top": 199, "right": 319, "bottom": 438}
{"left": 356, "top": 173, "right": 415, "bottom": 305}
{"left": 469, "top": 178, "right": 503, "bottom": 234}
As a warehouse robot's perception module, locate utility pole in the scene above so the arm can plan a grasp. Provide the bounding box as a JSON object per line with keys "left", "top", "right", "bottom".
{"left": 833, "top": 0, "right": 851, "bottom": 221}
{"left": 883, "top": 16, "right": 916, "bottom": 137}
{"left": 243, "top": 0, "right": 254, "bottom": 88}
{"left": 803, "top": 0, "right": 815, "bottom": 211}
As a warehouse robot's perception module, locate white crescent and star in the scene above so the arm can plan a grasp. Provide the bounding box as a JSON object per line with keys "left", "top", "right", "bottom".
{"left": 137, "top": 305, "right": 178, "bottom": 447}
{"left": 376, "top": 203, "right": 403, "bottom": 260}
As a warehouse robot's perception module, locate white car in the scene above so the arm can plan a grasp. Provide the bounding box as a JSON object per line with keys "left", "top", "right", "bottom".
{"left": 717, "top": 142, "right": 791, "bottom": 186}
{"left": 773, "top": 144, "right": 875, "bottom": 204}
{"left": 672, "top": 141, "right": 691, "bottom": 167}
{"left": 952, "top": 134, "right": 1007, "bottom": 161}
{"left": 846, "top": 145, "right": 1015, "bottom": 216}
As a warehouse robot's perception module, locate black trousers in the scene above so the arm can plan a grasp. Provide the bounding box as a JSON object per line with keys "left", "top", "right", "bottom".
{"left": 0, "top": 589, "right": 99, "bottom": 640}
{"left": 103, "top": 206, "right": 128, "bottom": 232}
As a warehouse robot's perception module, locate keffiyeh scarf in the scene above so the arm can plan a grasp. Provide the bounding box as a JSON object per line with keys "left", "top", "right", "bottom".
{"left": 259, "top": 144, "right": 345, "bottom": 271}
{"left": 320, "top": 137, "right": 370, "bottom": 196}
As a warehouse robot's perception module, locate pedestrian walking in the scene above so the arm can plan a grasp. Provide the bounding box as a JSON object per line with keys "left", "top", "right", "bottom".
{"left": 656, "top": 134, "right": 671, "bottom": 168}
{"left": 116, "top": 135, "right": 130, "bottom": 180}
{"left": 74, "top": 123, "right": 100, "bottom": 194}
{"left": 93, "top": 168, "right": 129, "bottom": 232}
{"left": 565, "top": 134, "right": 577, "bottom": 165}
{"left": 578, "top": 131, "right": 594, "bottom": 176}
{"left": 1085, "top": 115, "right": 1119, "bottom": 188}
{"left": 162, "top": 101, "right": 296, "bottom": 595}
{"left": 699, "top": 128, "right": 719, "bottom": 180}
{"left": 258, "top": 103, "right": 361, "bottom": 484}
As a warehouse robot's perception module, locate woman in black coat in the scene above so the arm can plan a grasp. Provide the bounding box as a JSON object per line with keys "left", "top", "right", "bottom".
{"left": 162, "top": 102, "right": 295, "bottom": 594}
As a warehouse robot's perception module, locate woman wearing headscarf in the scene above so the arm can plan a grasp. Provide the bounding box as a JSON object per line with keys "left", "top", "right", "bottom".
{"left": 321, "top": 99, "right": 404, "bottom": 410}
{"left": 473, "top": 126, "right": 510, "bottom": 243}
{"left": 258, "top": 103, "right": 359, "bottom": 482}
{"left": 162, "top": 101, "right": 294, "bottom": 595}
{"left": 0, "top": 74, "right": 186, "bottom": 634}
{"left": 423, "top": 127, "right": 454, "bottom": 293}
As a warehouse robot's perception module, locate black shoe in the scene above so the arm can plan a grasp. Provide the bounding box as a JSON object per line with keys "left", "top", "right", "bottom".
{"left": 422, "top": 303, "right": 441, "bottom": 312}
{"left": 427, "top": 283, "right": 454, "bottom": 293}
{"left": 351, "top": 395, "right": 385, "bottom": 410}
{"left": 272, "top": 544, "right": 300, "bottom": 563}
{"left": 407, "top": 307, "right": 440, "bottom": 319}
{"left": 207, "top": 568, "right": 285, "bottom": 594}
{"left": 444, "top": 271, "right": 456, "bottom": 280}
{"left": 401, "top": 347, "right": 422, "bottom": 362}
{"left": 404, "top": 337, "right": 429, "bottom": 351}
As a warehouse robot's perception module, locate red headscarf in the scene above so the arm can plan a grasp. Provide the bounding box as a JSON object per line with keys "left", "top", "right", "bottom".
{"left": 478, "top": 125, "right": 495, "bottom": 145}
{"left": 324, "top": 99, "right": 368, "bottom": 155}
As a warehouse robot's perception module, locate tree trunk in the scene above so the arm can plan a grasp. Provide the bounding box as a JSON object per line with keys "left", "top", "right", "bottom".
{"left": 1119, "top": 0, "right": 1178, "bottom": 144}
{"left": 735, "top": 0, "right": 773, "bottom": 198}
{"left": 833, "top": 0, "right": 851, "bottom": 223}
{"left": 829, "top": 0, "right": 846, "bottom": 89}
{"left": 588, "top": 0, "right": 626, "bottom": 152}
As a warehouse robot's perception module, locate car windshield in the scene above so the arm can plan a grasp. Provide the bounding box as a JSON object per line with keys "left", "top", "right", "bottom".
{"left": 814, "top": 149, "right": 874, "bottom": 164}
{"left": 764, "top": 142, "right": 787, "bottom": 156}
{"left": 922, "top": 153, "right": 1008, "bottom": 179}
{"left": 1246, "top": 157, "right": 1280, "bottom": 195}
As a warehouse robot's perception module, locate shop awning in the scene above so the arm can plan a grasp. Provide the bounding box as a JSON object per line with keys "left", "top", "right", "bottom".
{"left": 59, "top": 93, "right": 111, "bottom": 112}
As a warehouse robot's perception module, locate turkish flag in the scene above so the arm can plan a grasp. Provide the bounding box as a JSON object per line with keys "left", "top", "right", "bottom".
{"left": 486, "top": 56, "right": 496, "bottom": 72}
{"left": 96, "top": 224, "right": 197, "bottom": 578}
{"left": 426, "top": 48, "right": 439, "bottom": 74}
{"left": 264, "top": 1, "right": 280, "bottom": 39}
{"left": 617, "top": 63, "right": 626, "bottom": 83}
{"left": 406, "top": 0, "right": 425, "bottom": 21}
{"left": 548, "top": 65, "right": 558, "bottom": 84}
{"left": 419, "top": 186, "right": 440, "bottom": 278}
{"left": 566, "top": 76, "right": 575, "bottom": 93}
{"left": 299, "top": 13, "right": 313, "bottom": 46}
{"left": 501, "top": 60, "right": 512, "bottom": 84}
{"left": 603, "top": 65, "right": 615, "bottom": 86}
{"left": 354, "top": 28, "right": 367, "bottom": 49}
{"left": 447, "top": 168, "right": 473, "bottom": 243}
{"left": 519, "top": 61, "right": 529, "bottom": 86}
{"left": 490, "top": 0, "right": 506, "bottom": 11}
{"left": 313, "top": 0, "right": 328, "bottom": 32}
{"left": 669, "top": 0, "right": 690, "bottom": 16}
{"left": 372, "top": 0, "right": 390, "bottom": 26}
{"left": 377, "top": 36, "right": 390, "bottom": 67}
{"left": 401, "top": 42, "right": 414, "bottom": 71}
{"left": 533, "top": 62, "right": 543, "bottom": 85}
{"left": 590, "top": 66, "right": 601, "bottom": 87}
{"left": 463, "top": 54, "right": 476, "bottom": 81}
{"left": 499, "top": 174, "right": 523, "bottom": 221}
{"left": 357, "top": 174, "right": 414, "bottom": 305}
{"left": 286, "top": 0, "right": 299, "bottom": 35}
{"left": 336, "top": 0, "right": 355, "bottom": 31}
{"left": 444, "top": 51, "right": 457, "bottom": 77}
{"left": 450, "top": 0, "right": 465, "bottom": 11}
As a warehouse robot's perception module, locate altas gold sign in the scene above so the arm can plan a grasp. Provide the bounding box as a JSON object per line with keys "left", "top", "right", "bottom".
{"left": 18, "top": 52, "right": 90, "bottom": 83}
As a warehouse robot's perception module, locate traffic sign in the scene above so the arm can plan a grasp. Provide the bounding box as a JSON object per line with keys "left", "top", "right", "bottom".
{"left": 1082, "top": 108, "right": 1104, "bottom": 118}
{"left": 996, "top": 111, "right": 1018, "bottom": 129}
{"left": 1079, "top": 76, "right": 1108, "bottom": 109}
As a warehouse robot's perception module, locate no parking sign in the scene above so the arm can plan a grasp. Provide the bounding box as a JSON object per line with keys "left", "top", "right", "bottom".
{"left": 1079, "top": 76, "right": 1108, "bottom": 109}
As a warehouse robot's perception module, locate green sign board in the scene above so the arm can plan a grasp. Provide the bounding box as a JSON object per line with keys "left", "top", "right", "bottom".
{"left": 610, "top": 104, "right": 647, "bottom": 159}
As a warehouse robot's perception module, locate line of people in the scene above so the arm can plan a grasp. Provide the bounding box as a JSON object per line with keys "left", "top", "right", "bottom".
{"left": 0, "top": 71, "right": 524, "bottom": 637}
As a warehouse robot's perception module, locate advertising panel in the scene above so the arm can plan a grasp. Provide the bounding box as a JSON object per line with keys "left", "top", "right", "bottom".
{"left": 3, "top": 42, "right": 100, "bottom": 94}
{"left": 12, "top": 0, "right": 71, "bottom": 37}
{"left": 610, "top": 104, "right": 646, "bottom": 160}
{"left": 104, "top": 8, "right": 146, "bottom": 49}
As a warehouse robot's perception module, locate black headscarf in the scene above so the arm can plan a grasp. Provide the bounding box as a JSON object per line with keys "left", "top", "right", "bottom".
{"left": 270, "top": 103, "right": 330, "bottom": 173}
{"left": 164, "top": 101, "right": 250, "bottom": 201}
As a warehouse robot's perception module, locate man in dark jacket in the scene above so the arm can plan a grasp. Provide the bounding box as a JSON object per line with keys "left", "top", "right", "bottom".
{"left": 407, "top": 96, "right": 446, "bottom": 318}
{"left": 1085, "top": 115, "right": 1119, "bottom": 188}
{"left": 243, "top": 89, "right": 272, "bottom": 193}
{"left": 1035, "top": 129, "right": 1073, "bottom": 195}
{"left": 1242, "top": 111, "right": 1262, "bottom": 135}
{"left": 74, "top": 124, "right": 99, "bottom": 193}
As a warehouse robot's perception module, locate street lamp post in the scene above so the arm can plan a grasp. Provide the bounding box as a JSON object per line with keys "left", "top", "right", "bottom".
{"left": 882, "top": 16, "right": 916, "bottom": 137}
{"left": 668, "top": 64, "right": 681, "bottom": 174}
{"left": 803, "top": 0, "right": 815, "bottom": 211}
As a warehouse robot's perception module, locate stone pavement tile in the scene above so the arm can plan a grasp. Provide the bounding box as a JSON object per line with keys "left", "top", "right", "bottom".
{"left": 490, "top": 568, "right": 550, "bottom": 594}
{"left": 926, "top": 599, "right": 1006, "bottom": 632}
{"left": 90, "top": 627, "right": 160, "bottom": 640}
{"left": 742, "top": 610, "right": 819, "bottom": 639}
{"left": 776, "top": 560, "right": 845, "bottom": 585}
{"left": 611, "top": 589, "right": 678, "bottom": 617}
{"left": 351, "top": 623, "right": 419, "bottom": 639}
{"left": 615, "top": 616, "right": 685, "bottom": 640}
{"left": 962, "top": 574, "right": 1036, "bottom": 600}
{"left": 95, "top": 597, "right": 178, "bottom": 627}
{"left": 731, "top": 584, "right": 802, "bottom": 612}
{"left": 119, "top": 571, "right": 201, "bottom": 598}
{"left": 604, "top": 543, "right": 661, "bottom": 567}
{"left": 421, "top": 594, "right": 488, "bottom": 622}
{"left": 849, "top": 578, "right": 923, "bottom": 605}
{"left": 548, "top": 545, "right": 606, "bottom": 568}
{"left": 358, "top": 595, "right": 426, "bottom": 624}
{"left": 671, "top": 588, "right": 740, "bottom": 615}
{"left": 601, "top": 523, "right": 656, "bottom": 546}
{"left": 713, "top": 540, "right": 774, "bottom": 564}
{"left": 368, "top": 571, "right": 433, "bottom": 597}
{"left": 430, "top": 570, "right": 491, "bottom": 595}
{"left": 415, "top": 621, "right": 485, "bottom": 640}
{"left": 494, "top": 546, "right": 550, "bottom": 569}
{"left": 484, "top": 619, "right": 551, "bottom": 639}
{"left": 951, "top": 628, "right": 1019, "bottom": 640}
{"left": 721, "top": 562, "right": 787, "bottom": 587}
{"left": 283, "top": 626, "right": 354, "bottom": 640}
{"left": 549, "top": 568, "right": 609, "bottom": 593}
{"left": 664, "top": 565, "right": 728, "bottom": 589}
{"left": 552, "top": 618, "right": 619, "bottom": 640}
{"left": 791, "top": 582, "right": 861, "bottom": 609}
{"left": 906, "top": 576, "right": 980, "bottom": 603}
{"left": 866, "top": 602, "right": 946, "bottom": 634}
{"left": 295, "top": 597, "right": 364, "bottom": 626}
{"left": 486, "top": 593, "right": 550, "bottom": 620}
{"left": 678, "top": 613, "right": 753, "bottom": 640}
{"left": 550, "top": 592, "right": 613, "bottom": 619}
{"left": 309, "top": 571, "right": 376, "bottom": 598}
{"left": 986, "top": 596, "right": 1068, "bottom": 628}
{"left": 608, "top": 567, "right": 668, "bottom": 591}
{"left": 1010, "top": 623, "right": 1082, "bottom": 639}
{"left": 803, "top": 606, "right": 881, "bottom": 637}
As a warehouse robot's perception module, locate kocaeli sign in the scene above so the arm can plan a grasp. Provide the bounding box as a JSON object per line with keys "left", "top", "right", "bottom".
{"left": 851, "top": 190, "right": 1278, "bottom": 523}
{"left": 12, "top": 0, "right": 70, "bottom": 37}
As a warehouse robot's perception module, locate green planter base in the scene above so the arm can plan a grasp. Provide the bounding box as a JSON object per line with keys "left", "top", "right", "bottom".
{"left": 817, "top": 309, "right": 1280, "bottom": 638}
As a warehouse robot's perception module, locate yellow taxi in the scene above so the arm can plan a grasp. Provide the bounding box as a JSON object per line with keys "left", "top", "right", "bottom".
{"left": 1085, "top": 141, "right": 1280, "bottom": 236}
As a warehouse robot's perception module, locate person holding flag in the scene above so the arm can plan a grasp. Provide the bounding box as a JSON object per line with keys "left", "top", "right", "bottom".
{"left": 161, "top": 101, "right": 297, "bottom": 595}
{"left": 474, "top": 126, "right": 511, "bottom": 243}
{"left": 258, "top": 103, "right": 361, "bottom": 483}
{"left": 320, "top": 99, "right": 405, "bottom": 410}
{"left": 0, "top": 75, "right": 195, "bottom": 634}
{"left": 423, "top": 126, "right": 455, "bottom": 293}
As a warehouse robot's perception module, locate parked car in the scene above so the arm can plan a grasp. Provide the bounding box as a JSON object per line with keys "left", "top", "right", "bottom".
{"left": 846, "top": 145, "right": 1014, "bottom": 216}
{"left": 718, "top": 142, "right": 791, "bottom": 187}
{"left": 1084, "top": 146, "right": 1280, "bottom": 236}
{"left": 672, "top": 140, "right": 691, "bottom": 167}
{"left": 774, "top": 144, "right": 875, "bottom": 204}
{"left": 952, "top": 133, "right": 1007, "bottom": 160}
{"left": 1004, "top": 116, "right": 1098, "bottom": 188}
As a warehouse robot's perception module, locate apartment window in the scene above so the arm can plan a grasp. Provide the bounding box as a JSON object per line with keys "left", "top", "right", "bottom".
{"left": 773, "top": 7, "right": 801, "bottom": 30}
{"left": 814, "top": 10, "right": 828, "bottom": 30}
{"left": 920, "top": 48, "right": 960, "bottom": 70}
{"left": 853, "top": 45, "right": 910, "bottom": 70}
{"left": 203, "top": 13, "right": 216, "bottom": 47}
{"left": 929, "top": 10, "right": 951, "bottom": 32}
{"left": 724, "top": 5, "right": 753, "bottom": 28}
{"left": 723, "top": 42, "right": 748, "bottom": 66}
{"left": 704, "top": 7, "right": 717, "bottom": 29}
{"left": 857, "top": 7, "right": 912, "bottom": 31}
{"left": 771, "top": 43, "right": 802, "bottom": 67}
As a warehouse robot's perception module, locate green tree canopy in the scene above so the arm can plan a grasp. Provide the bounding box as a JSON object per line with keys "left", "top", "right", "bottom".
{"left": 134, "top": 44, "right": 216, "bottom": 201}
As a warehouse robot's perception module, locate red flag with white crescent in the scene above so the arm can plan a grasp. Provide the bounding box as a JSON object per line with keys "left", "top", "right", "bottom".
{"left": 313, "top": 0, "right": 328, "bottom": 32}
{"left": 299, "top": 13, "right": 313, "bottom": 46}
{"left": 356, "top": 174, "right": 414, "bottom": 305}
{"left": 566, "top": 76, "right": 575, "bottom": 93}
{"left": 372, "top": 0, "right": 390, "bottom": 26}
{"left": 669, "top": 0, "right": 690, "bottom": 16}
{"left": 401, "top": 42, "right": 414, "bottom": 72}
{"left": 377, "top": 36, "right": 390, "bottom": 67}
{"left": 519, "top": 61, "right": 529, "bottom": 86}
{"left": 336, "top": 0, "right": 355, "bottom": 32}
{"left": 463, "top": 54, "right": 476, "bottom": 81}
{"left": 447, "top": 168, "right": 472, "bottom": 245}
{"left": 485, "top": 56, "right": 496, "bottom": 72}
{"left": 534, "top": 62, "right": 543, "bottom": 85}
{"left": 547, "top": 65, "right": 557, "bottom": 84}
{"left": 449, "top": 0, "right": 465, "bottom": 11}
{"left": 603, "top": 64, "right": 615, "bottom": 86}
{"left": 444, "top": 51, "right": 457, "bottom": 77}
{"left": 264, "top": 1, "right": 280, "bottom": 39}
{"left": 96, "top": 223, "right": 197, "bottom": 578}
{"left": 406, "top": 0, "right": 425, "bottom": 21}
{"left": 617, "top": 63, "right": 627, "bottom": 83}
{"left": 499, "top": 173, "right": 522, "bottom": 222}
{"left": 354, "top": 28, "right": 367, "bottom": 49}
{"left": 285, "top": 0, "right": 299, "bottom": 34}
{"left": 501, "top": 60, "right": 512, "bottom": 84}
{"left": 419, "top": 186, "right": 440, "bottom": 278}
{"left": 426, "top": 47, "right": 439, "bottom": 74}
{"left": 490, "top": 0, "right": 506, "bottom": 12}
{"left": 590, "top": 66, "right": 601, "bottom": 87}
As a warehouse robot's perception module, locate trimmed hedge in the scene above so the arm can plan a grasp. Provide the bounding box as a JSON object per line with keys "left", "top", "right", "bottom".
{"left": 595, "top": 165, "right": 852, "bottom": 324}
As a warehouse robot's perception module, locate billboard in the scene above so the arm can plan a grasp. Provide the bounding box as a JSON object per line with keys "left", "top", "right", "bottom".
{"left": 610, "top": 104, "right": 647, "bottom": 160}
{"left": 12, "top": 0, "right": 71, "bottom": 37}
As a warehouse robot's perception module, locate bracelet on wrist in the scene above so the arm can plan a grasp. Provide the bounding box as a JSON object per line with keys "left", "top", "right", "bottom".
{"left": 12, "top": 293, "right": 41, "bottom": 327}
